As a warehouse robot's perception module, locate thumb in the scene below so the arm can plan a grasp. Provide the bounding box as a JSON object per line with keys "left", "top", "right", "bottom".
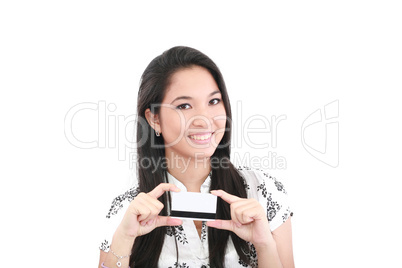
{"left": 155, "top": 216, "right": 183, "bottom": 228}
{"left": 207, "top": 220, "right": 240, "bottom": 232}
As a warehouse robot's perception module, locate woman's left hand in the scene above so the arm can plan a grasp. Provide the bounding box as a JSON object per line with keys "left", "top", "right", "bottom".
{"left": 206, "top": 189, "right": 273, "bottom": 248}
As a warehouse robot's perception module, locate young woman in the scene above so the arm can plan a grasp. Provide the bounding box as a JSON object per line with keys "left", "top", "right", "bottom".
{"left": 98, "top": 46, "right": 294, "bottom": 268}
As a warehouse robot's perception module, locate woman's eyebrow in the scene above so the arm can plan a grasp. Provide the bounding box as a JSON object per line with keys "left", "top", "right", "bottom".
{"left": 170, "top": 90, "right": 221, "bottom": 104}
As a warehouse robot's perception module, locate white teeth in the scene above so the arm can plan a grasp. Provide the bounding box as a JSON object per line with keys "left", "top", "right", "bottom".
{"left": 189, "top": 133, "right": 212, "bottom": 140}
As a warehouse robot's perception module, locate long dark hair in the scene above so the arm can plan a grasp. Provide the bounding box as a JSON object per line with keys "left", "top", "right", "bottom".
{"left": 130, "top": 46, "right": 250, "bottom": 268}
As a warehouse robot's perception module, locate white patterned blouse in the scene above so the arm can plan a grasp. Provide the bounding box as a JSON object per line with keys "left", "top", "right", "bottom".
{"left": 99, "top": 166, "right": 293, "bottom": 268}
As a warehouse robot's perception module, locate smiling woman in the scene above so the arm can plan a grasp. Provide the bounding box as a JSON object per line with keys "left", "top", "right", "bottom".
{"left": 98, "top": 46, "right": 294, "bottom": 268}
{"left": 149, "top": 66, "right": 227, "bottom": 162}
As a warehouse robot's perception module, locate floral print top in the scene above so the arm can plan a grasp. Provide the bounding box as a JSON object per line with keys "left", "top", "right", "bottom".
{"left": 99, "top": 166, "right": 293, "bottom": 267}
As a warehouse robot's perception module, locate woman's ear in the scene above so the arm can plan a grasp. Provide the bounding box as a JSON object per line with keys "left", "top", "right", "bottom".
{"left": 145, "top": 108, "right": 161, "bottom": 133}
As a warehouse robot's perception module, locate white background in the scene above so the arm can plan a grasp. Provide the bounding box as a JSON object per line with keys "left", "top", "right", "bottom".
{"left": 1, "top": 1, "right": 401, "bottom": 267}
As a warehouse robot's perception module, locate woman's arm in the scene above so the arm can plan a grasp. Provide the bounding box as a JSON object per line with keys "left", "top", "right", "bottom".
{"left": 98, "top": 183, "right": 183, "bottom": 268}
{"left": 99, "top": 250, "right": 107, "bottom": 268}
{"left": 207, "top": 190, "right": 295, "bottom": 268}
{"left": 254, "top": 237, "right": 283, "bottom": 268}
{"left": 272, "top": 217, "right": 295, "bottom": 267}
{"left": 99, "top": 228, "right": 136, "bottom": 268}
{"left": 255, "top": 217, "right": 294, "bottom": 268}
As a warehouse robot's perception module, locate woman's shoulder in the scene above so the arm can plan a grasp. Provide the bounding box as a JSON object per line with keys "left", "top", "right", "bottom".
{"left": 105, "top": 185, "right": 140, "bottom": 219}
{"left": 235, "top": 166, "right": 287, "bottom": 195}
{"left": 235, "top": 166, "right": 293, "bottom": 231}
{"left": 99, "top": 185, "right": 140, "bottom": 252}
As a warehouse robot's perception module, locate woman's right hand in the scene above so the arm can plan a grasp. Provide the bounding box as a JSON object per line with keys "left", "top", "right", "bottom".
{"left": 115, "top": 183, "right": 182, "bottom": 240}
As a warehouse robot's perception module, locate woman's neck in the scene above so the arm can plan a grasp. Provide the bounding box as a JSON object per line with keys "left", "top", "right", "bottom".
{"left": 166, "top": 153, "right": 211, "bottom": 192}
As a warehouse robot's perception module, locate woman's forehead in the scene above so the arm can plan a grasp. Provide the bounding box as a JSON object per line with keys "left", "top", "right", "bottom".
{"left": 163, "top": 67, "right": 220, "bottom": 102}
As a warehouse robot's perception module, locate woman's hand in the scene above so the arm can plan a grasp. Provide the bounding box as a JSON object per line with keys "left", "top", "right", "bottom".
{"left": 206, "top": 189, "right": 273, "bottom": 248}
{"left": 116, "top": 183, "right": 183, "bottom": 240}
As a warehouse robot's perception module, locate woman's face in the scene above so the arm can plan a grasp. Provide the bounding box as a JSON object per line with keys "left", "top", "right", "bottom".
{"left": 150, "top": 66, "right": 227, "bottom": 161}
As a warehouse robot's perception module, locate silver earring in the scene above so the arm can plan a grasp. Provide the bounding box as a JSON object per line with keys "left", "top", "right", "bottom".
{"left": 155, "top": 130, "right": 160, "bottom": 137}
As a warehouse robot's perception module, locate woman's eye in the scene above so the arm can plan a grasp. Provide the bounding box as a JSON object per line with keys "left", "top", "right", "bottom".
{"left": 210, "top": 98, "right": 221, "bottom": 105}
{"left": 176, "top": 99, "right": 221, "bottom": 110}
{"left": 176, "top": 103, "right": 191, "bottom": 110}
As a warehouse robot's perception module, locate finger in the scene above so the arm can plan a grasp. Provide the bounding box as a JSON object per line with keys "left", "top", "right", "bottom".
{"left": 230, "top": 200, "right": 260, "bottom": 226}
{"left": 155, "top": 216, "right": 183, "bottom": 228}
{"left": 141, "top": 194, "right": 165, "bottom": 212}
{"left": 210, "top": 190, "right": 241, "bottom": 204}
{"left": 239, "top": 200, "right": 266, "bottom": 222}
{"left": 207, "top": 220, "right": 237, "bottom": 231}
{"left": 135, "top": 197, "right": 162, "bottom": 222}
{"left": 234, "top": 202, "right": 258, "bottom": 224}
{"left": 133, "top": 194, "right": 161, "bottom": 221}
{"left": 230, "top": 205, "right": 242, "bottom": 227}
{"left": 136, "top": 206, "right": 151, "bottom": 222}
{"left": 148, "top": 183, "right": 181, "bottom": 199}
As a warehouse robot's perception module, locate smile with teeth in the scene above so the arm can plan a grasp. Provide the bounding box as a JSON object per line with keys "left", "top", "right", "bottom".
{"left": 189, "top": 133, "right": 212, "bottom": 140}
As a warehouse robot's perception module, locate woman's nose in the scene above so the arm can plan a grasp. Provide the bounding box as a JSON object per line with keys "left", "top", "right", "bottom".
{"left": 190, "top": 114, "right": 212, "bottom": 128}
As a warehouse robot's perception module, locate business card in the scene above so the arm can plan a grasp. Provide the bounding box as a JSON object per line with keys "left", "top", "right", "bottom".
{"left": 170, "top": 191, "right": 217, "bottom": 221}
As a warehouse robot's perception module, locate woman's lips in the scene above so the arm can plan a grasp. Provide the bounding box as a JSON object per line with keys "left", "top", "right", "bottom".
{"left": 188, "top": 132, "right": 213, "bottom": 142}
